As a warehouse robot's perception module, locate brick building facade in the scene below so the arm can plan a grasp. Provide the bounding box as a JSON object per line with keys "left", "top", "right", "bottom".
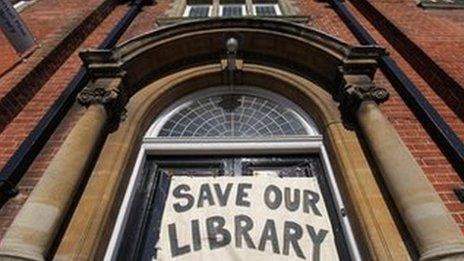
{"left": 0, "top": 0, "right": 463, "bottom": 260}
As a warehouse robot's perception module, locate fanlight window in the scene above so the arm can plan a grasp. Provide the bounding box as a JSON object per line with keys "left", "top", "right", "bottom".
{"left": 147, "top": 88, "right": 319, "bottom": 138}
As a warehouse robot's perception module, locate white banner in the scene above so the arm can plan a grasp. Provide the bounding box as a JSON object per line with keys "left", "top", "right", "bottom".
{"left": 156, "top": 176, "right": 340, "bottom": 261}
{"left": 0, "top": 0, "right": 35, "bottom": 53}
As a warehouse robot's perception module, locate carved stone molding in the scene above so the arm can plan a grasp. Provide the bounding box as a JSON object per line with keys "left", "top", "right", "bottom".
{"left": 77, "top": 86, "right": 119, "bottom": 106}
{"left": 77, "top": 78, "right": 128, "bottom": 129}
{"left": 340, "top": 74, "right": 389, "bottom": 114}
{"left": 78, "top": 18, "right": 385, "bottom": 96}
{"left": 344, "top": 82, "right": 389, "bottom": 104}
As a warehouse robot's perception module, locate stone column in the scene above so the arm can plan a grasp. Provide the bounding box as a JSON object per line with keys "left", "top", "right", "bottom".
{"left": 343, "top": 74, "right": 464, "bottom": 260}
{"left": 0, "top": 78, "right": 125, "bottom": 261}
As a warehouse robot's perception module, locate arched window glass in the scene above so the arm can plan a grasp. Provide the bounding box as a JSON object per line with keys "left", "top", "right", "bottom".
{"left": 146, "top": 87, "right": 319, "bottom": 138}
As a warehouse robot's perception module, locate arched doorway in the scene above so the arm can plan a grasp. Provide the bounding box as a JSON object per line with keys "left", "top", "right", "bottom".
{"left": 50, "top": 22, "right": 414, "bottom": 258}
{"left": 105, "top": 86, "right": 360, "bottom": 260}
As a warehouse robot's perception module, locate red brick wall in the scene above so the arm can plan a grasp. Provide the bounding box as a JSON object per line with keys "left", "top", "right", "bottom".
{"left": 0, "top": 0, "right": 462, "bottom": 244}
{"left": 0, "top": 0, "right": 132, "bottom": 238}
{"left": 299, "top": 0, "right": 464, "bottom": 233}
{"left": 0, "top": 0, "right": 120, "bottom": 133}
{"left": 0, "top": 0, "right": 177, "bottom": 240}
{"left": 117, "top": 0, "right": 173, "bottom": 43}
{"left": 349, "top": 0, "right": 464, "bottom": 124}
{"left": 346, "top": 0, "right": 464, "bottom": 233}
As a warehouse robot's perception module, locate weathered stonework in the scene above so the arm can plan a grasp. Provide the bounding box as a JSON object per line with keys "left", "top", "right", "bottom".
{"left": 54, "top": 64, "right": 411, "bottom": 260}
{"left": 340, "top": 74, "right": 389, "bottom": 118}
{"left": 343, "top": 80, "right": 389, "bottom": 105}
{"left": 0, "top": 104, "right": 108, "bottom": 261}
{"left": 77, "top": 78, "right": 128, "bottom": 130}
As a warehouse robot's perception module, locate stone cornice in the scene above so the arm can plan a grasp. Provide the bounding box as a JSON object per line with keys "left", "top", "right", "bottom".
{"left": 81, "top": 18, "right": 385, "bottom": 65}
{"left": 155, "top": 15, "right": 311, "bottom": 26}
{"left": 78, "top": 18, "right": 385, "bottom": 96}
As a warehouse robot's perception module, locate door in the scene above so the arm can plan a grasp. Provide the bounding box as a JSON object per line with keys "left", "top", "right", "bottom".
{"left": 116, "top": 155, "right": 350, "bottom": 260}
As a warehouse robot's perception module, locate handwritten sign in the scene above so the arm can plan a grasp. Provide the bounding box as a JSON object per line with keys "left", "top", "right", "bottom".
{"left": 156, "top": 176, "right": 340, "bottom": 261}
{"left": 0, "top": 0, "right": 35, "bottom": 53}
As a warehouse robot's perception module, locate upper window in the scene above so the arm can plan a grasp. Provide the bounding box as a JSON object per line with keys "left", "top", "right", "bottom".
{"left": 419, "top": 0, "right": 464, "bottom": 8}
{"left": 183, "top": 4, "right": 212, "bottom": 17}
{"left": 253, "top": 3, "right": 282, "bottom": 16}
{"left": 219, "top": 4, "right": 246, "bottom": 17}
{"left": 146, "top": 87, "right": 319, "bottom": 138}
{"left": 179, "top": 1, "right": 284, "bottom": 18}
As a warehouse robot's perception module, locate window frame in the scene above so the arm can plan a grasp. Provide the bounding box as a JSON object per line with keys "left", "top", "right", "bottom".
{"left": 219, "top": 3, "right": 247, "bottom": 17}
{"left": 419, "top": 0, "right": 464, "bottom": 9}
{"left": 113, "top": 153, "right": 352, "bottom": 259}
{"left": 146, "top": 86, "right": 320, "bottom": 138}
{"left": 183, "top": 4, "right": 213, "bottom": 18}
{"left": 104, "top": 138, "right": 362, "bottom": 260}
{"left": 104, "top": 87, "right": 362, "bottom": 260}
{"left": 252, "top": 3, "right": 282, "bottom": 16}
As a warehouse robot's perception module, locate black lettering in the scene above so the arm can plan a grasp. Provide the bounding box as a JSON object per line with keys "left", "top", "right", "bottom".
{"left": 306, "top": 225, "right": 328, "bottom": 261}
{"left": 264, "top": 185, "right": 282, "bottom": 210}
{"left": 283, "top": 221, "right": 305, "bottom": 259}
{"left": 168, "top": 223, "right": 190, "bottom": 257}
{"left": 214, "top": 183, "right": 233, "bottom": 206}
{"left": 172, "top": 184, "right": 194, "bottom": 213}
{"left": 191, "top": 219, "right": 202, "bottom": 251}
{"left": 236, "top": 183, "right": 252, "bottom": 207}
{"left": 234, "top": 215, "right": 256, "bottom": 249}
{"left": 285, "top": 188, "right": 300, "bottom": 212}
{"left": 198, "top": 184, "right": 215, "bottom": 208}
{"left": 303, "top": 190, "right": 322, "bottom": 216}
{"left": 258, "top": 219, "right": 280, "bottom": 254}
{"left": 206, "top": 216, "right": 231, "bottom": 249}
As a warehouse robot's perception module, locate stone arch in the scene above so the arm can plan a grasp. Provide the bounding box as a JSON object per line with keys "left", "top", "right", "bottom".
{"left": 79, "top": 18, "right": 383, "bottom": 97}
{"left": 55, "top": 63, "right": 408, "bottom": 260}
{"left": 68, "top": 19, "right": 464, "bottom": 260}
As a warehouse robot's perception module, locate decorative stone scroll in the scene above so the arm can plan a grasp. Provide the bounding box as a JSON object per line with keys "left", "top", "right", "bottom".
{"left": 339, "top": 74, "right": 389, "bottom": 116}
{"left": 344, "top": 82, "right": 388, "bottom": 104}
{"left": 77, "top": 78, "right": 128, "bottom": 130}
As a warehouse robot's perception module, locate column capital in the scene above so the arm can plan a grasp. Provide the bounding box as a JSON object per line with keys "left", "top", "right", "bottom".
{"left": 340, "top": 74, "right": 389, "bottom": 111}
{"left": 77, "top": 78, "right": 128, "bottom": 130}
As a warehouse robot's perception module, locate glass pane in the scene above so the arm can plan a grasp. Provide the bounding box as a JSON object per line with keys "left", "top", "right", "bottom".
{"left": 189, "top": 6, "right": 210, "bottom": 17}
{"left": 221, "top": 5, "right": 244, "bottom": 17}
{"left": 255, "top": 5, "right": 277, "bottom": 16}
{"left": 158, "top": 94, "right": 309, "bottom": 137}
{"left": 240, "top": 157, "right": 318, "bottom": 177}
